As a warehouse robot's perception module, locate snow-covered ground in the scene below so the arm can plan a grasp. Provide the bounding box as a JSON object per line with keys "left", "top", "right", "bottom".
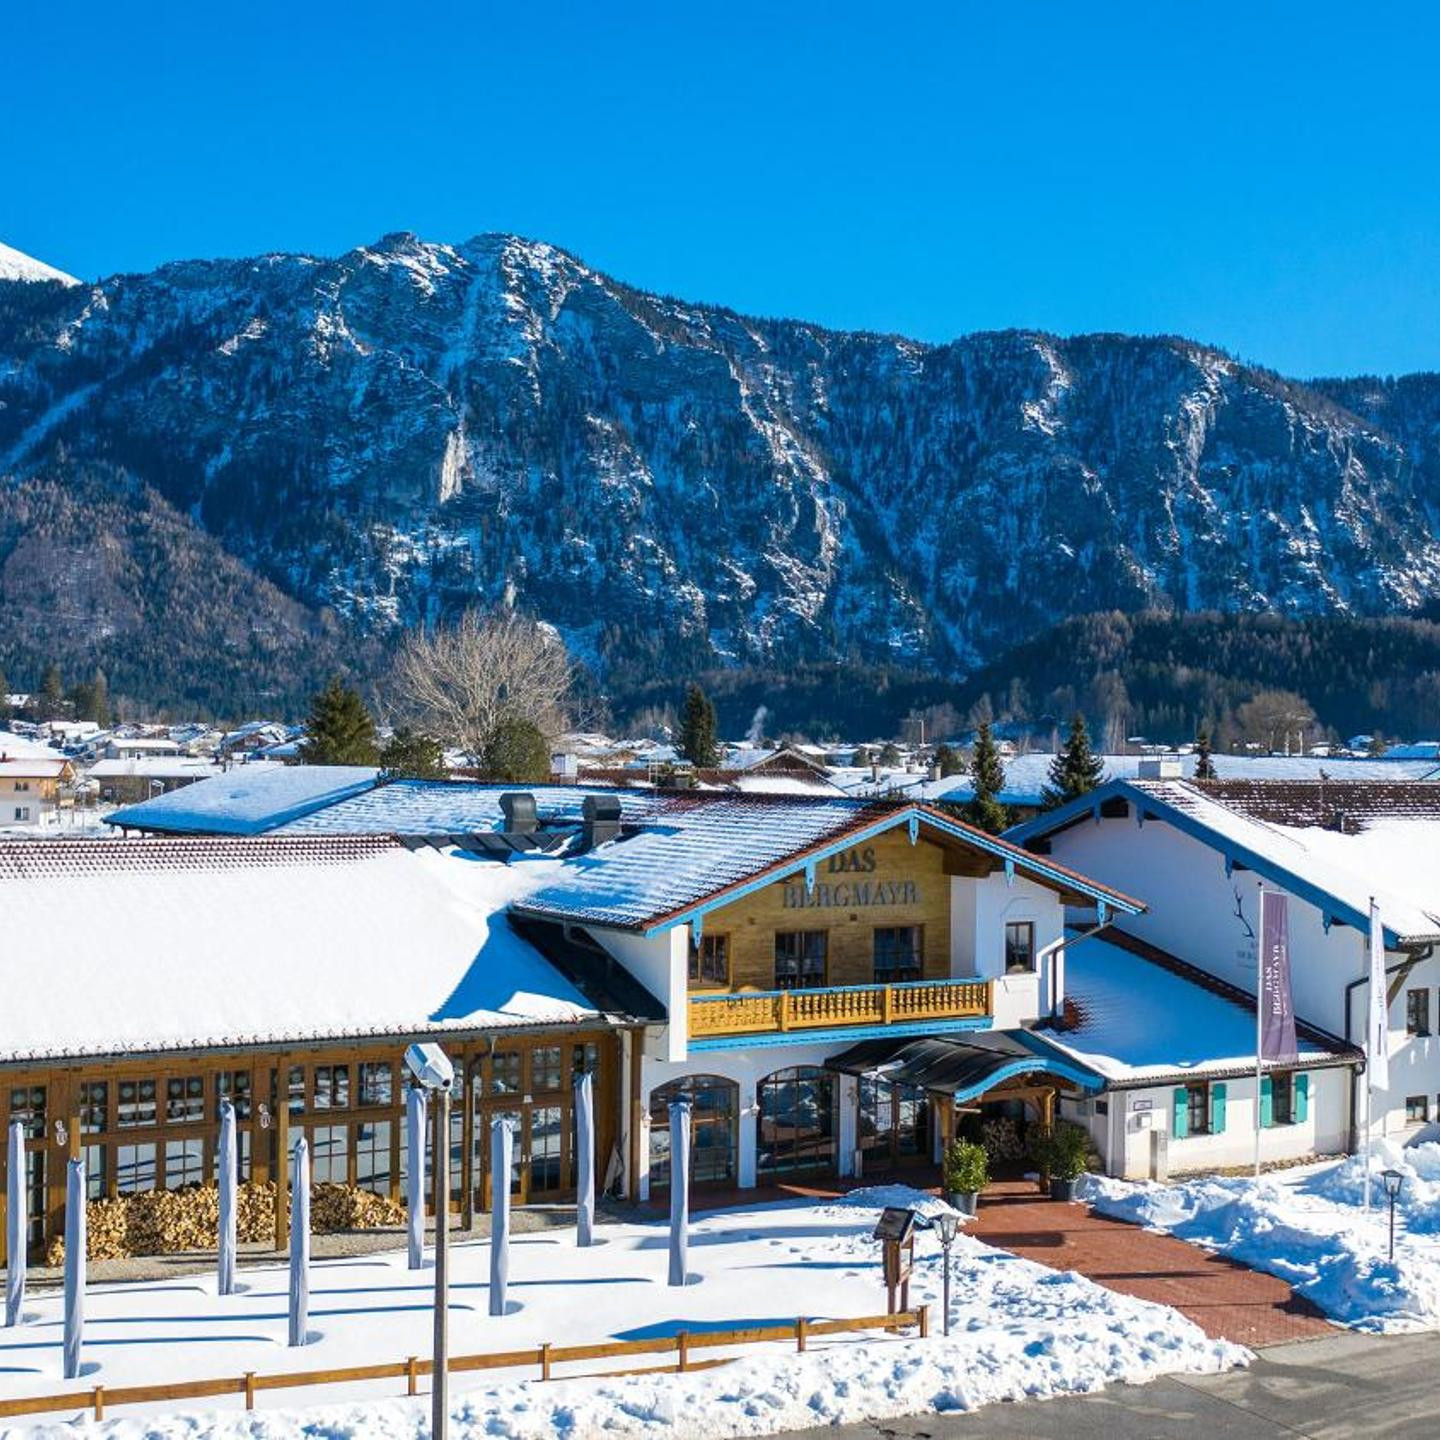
{"left": 1, "top": 1187, "right": 1242, "bottom": 1438}
{"left": 1084, "top": 1141, "right": 1440, "bottom": 1333}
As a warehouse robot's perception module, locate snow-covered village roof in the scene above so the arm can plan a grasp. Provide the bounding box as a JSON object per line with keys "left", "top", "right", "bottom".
{"left": 275, "top": 780, "right": 666, "bottom": 835}
{"left": 106, "top": 763, "right": 379, "bottom": 834}
{"left": 109, "top": 771, "right": 1144, "bottom": 933}
{"left": 1010, "top": 779, "right": 1440, "bottom": 947}
{"left": 0, "top": 837, "right": 602, "bottom": 1061}
{"left": 511, "top": 795, "right": 1145, "bottom": 934}
{"left": 911, "top": 752, "right": 1440, "bottom": 808}
{"left": 0, "top": 756, "right": 70, "bottom": 778}
{"left": 1037, "top": 931, "right": 1353, "bottom": 1086}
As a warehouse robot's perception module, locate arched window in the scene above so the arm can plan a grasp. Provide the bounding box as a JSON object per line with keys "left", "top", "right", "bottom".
{"left": 650, "top": 1074, "right": 739, "bottom": 1193}
{"left": 758, "top": 1066, "right": 836, "bottom": 1178}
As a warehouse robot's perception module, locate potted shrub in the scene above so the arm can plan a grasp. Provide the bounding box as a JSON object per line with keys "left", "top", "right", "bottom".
{"left": 942, "top": 1139, "right": 988, "bottom": 1216}
{"left": 1045, "top": 1121, "right": 1091, "bottom": 1202}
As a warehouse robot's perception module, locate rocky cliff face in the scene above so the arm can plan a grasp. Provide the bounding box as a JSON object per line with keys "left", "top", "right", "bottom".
{"left": 2, "top": 231, "right": 1438, "bottom": 694}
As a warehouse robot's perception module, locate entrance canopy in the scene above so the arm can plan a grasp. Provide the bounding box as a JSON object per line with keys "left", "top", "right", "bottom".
{"left": 825, "top": 1030, "right": 1104, "bottom": 1103}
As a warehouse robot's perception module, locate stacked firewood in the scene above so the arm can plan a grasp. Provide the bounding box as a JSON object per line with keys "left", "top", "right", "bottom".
{"left": 44, "top": 1180, "right": 405, "bottom": 1263}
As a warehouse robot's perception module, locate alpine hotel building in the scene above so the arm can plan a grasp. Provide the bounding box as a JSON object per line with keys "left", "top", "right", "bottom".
{"left": 0, "top": 769, "right": 1362, "bottom": 1261}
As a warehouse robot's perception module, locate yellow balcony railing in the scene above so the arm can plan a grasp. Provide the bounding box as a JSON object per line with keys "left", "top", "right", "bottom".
{"left": 688, "top": 978, "right": 992, "bottom": 1040}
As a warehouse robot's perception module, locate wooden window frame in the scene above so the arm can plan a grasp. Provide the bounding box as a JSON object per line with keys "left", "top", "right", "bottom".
{"left": 1185, "top": 1082, "right": 1211, "bottom": 1136}
{"left": 1407, "top": 988, "right": 1431, "bottom": 1037}
{"left": 872, "top": 925, "right": 923, "bottom": 984}
{"left": 1004, "top": 921, "right": 1036, "bottom": 975}
{"left": 688, "top": 933, "right": 731, "bottom": 989}
{"left": 774, "top": 929, "right": 829, "bottom": 990}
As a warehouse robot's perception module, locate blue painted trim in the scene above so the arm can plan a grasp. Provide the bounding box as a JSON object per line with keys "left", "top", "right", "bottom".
{"left": 908, "top": 813, "right": 920, "bottom": 846}
{"left": 1004, "top": 857, "right": 1015, "bottom": 887}
{"left": 804, "top": 859, "right": 816, "bottom": 894}
{"left": 688, "top": 1015, "right": 993, "bottom": 1052}
{"left": 1009, "top": 1032, "right": 1108, "bottom": 1093}
{"left": 1008, "top": 780, "right": 1415, "bottom": 947}
{"left": 638, "top": 805, "right": 1142, "bottom": 938}
{"left": 692, "top": 910, "right": 704, "bottom": 944}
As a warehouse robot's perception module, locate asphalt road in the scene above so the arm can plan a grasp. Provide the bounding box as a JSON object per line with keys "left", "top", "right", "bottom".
{"left": 790, "top": 1331, "right": 1440, "bottom": 1439}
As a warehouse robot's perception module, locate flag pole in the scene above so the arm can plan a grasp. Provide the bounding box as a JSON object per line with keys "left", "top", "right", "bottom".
{"left": 1255, "top": 885, "right": 1264, "bottom": 1181}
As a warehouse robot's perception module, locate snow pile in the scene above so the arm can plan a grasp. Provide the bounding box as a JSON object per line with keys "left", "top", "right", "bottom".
{"left": 0, "top": 1188, "right": 1242, "bottom": 1437}
{"left": 1083, "top": 1144, "right": 1440, "bottom": 1332}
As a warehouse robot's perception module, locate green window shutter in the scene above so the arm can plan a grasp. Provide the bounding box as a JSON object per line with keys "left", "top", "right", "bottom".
{"left": 1295, "top": 1072, "right": 1310, "bottom": 1124}
{"left": 1172, "top": 1086, "right": 1189, "bottom": 1139}
{"left": 1210, "top": 1082, "right": 1227, "bottom": 1135}
{"left": 1259, "top": 1074, "right": 1274, "bottom": 1129}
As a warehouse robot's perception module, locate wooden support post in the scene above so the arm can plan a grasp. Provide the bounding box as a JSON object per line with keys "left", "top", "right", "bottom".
{"left": 626, "top": 1029, "right": 643, "bottom": 1201}
{"left": 796, "top": 1316, "right": 808, "bottom": 1353}
{"left": 460, "top": 1046, "right": 475, "bottom": 1231}
{"left": 777, "top": 991, "right": 791, "bottom": 1032}
{"left": 677, "top": 1331, "right": 690, "bottom": 1373}
{"left": 244, "top": 1372, "right": 257, "bottom": 1410}
{"left": 882, "top": 986, "right": 895, "bottom": 1025}
{"left": 406, "top": 1356, "right": 418, "bottom": 1396}
{"left": 274, "top": 1069, "right": 291, "bottom": 1253}
{"left": 540, "top": 1342, "right": 552, "bottom": 1381}
{"left": 918, "top": 1303, "right": 930, "bottom": 1338}
{"left": 93, "top": 1386, "right": 105, "bottom": 1421}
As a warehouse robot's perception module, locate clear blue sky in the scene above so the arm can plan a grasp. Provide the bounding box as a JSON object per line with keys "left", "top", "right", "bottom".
{"left": 5, "top": 1, "right": 1438, "bottom": 377}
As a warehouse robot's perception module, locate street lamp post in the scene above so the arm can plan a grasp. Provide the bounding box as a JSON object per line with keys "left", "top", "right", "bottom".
{"left": 1380, "top": 1168, "right": 1404, "bottom": 1261}
{"left": 405, "top": 1043, "right": 456, "bottom": 1440}
{"left": 933, "top": 1210, "right": 959, "bottom": 1337}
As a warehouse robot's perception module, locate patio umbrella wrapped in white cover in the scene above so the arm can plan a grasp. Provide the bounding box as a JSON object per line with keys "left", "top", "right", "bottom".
{"left": 406, "top": 1085, "right": 427, "bottom": 1270}
{"left": 288, "top": 1136, "right": 310, "bottom": 1347}
{"left": 5, "top": 1120, "right": 23, "bottom": 1327}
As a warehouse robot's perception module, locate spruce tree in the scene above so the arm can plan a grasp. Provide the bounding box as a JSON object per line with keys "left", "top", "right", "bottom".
{"left": 479, "top": 715, "right": 550, "bottom": 781}
{"left": 379, "top": 727, "right": 448, "bottom": 780}
{"left": 1043, "top": 713, "right": 1105, "bottom": 808}
{"left": 678, "top": 683, "right": 719, "bottom": 767}
{"left": 39, "top": 664, "right": 65, "bottom": 721}
{"left": 964, "top": 721, "right": 1009, "bottom": 834}
{"left": 0, "top": 669, "right": 12, "bottom": 725}
{"left": 934, "top": 743, "right": 964, "bottom": 778}
{"left": 298, "top": 677, "right": 379, "bottom": 765}
{"left": 1194, "top": 726, "right": 1217, "bottom": 780}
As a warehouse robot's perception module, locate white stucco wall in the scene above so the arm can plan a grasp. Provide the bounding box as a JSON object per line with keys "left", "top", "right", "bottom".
{"left": 1043, "top": 809, "right": 1440, "bottom": 1143}
{"left": 951, "top": 872, "right": 1062, "bottom": 1025}
{"left": 592, "top": 925, "right": 690, "bottom": 1063}
{"left": 636, "top": 1040, "right": 851, "bottom": 1200}
{"left": 1062, "top": 1067, "right": 1351, "bottom": 1179}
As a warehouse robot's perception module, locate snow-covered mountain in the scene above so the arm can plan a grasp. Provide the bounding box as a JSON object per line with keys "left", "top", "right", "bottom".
{"left": 1, "top": 230, "right": 1438, "bottom": 694}
{"left": 0, "top": 241, "right": 78, "bottom": 286}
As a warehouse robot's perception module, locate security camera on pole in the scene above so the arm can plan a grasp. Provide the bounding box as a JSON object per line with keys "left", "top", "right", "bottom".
{"left": 405, "top": 1042, "right": 455, "bottom": 1440}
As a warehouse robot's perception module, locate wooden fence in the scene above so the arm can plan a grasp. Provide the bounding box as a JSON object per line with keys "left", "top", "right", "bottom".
{"left": 0, "top": 1306, "right": 928, "bottom": 1423}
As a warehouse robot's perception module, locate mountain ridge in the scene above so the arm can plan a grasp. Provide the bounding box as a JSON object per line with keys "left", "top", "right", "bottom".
{"left": 2, "top": 229, "right": 1440, "bottom": 712}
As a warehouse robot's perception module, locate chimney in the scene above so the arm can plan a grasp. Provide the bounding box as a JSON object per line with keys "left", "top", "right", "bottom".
{"left": 582, "top": 793, "right": 622, "bottom": 850}
{"left": 499, "top": 791, "right": 538, "bottom": 834}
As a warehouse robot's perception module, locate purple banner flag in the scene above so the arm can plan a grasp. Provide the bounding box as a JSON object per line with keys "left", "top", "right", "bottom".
{"left": 1260, "top": 891, "right": 1300, "bottom": 1064}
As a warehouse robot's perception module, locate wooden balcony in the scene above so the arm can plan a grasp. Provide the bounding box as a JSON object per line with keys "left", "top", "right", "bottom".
{"left": 688, "top": 978, "right": 992, "bottom": 1041}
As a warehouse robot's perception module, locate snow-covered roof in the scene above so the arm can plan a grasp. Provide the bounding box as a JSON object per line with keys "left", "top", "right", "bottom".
{"left": 0, "top": 757, "right": 69, "bottom": 778}
{"left": 104, "top": 764, "right": 378, "bottom": 835}
{"left": 513, "top": 796, "right": 1143, "bottom": 933}
{"left": 0, "top": 838, "right": 599, "bottom": 1062}
{"left": 1012, "top": 779, "right": 1440, "bottom": 946}
{"left": 1038, "top": 932, "right": 1346, "bottom": 1084}
{"left": 913, "top": 752, "right": 1440, "bottom": 806}
{"left": 276, "top": 779, "right": 666, "bottom": 835}
{"left": 0, "top": 731, "right": 66, "bottom": 760}
{"left": 915, "top": 754, "right": 1440, "bottom": 812}
{"left": 89, "top": 757, "right": 221, "bottom": 780}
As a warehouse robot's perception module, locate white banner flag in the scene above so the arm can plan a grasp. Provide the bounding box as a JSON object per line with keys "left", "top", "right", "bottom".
{"left": 1368, "top": 898, "right": 1389, "bottom": 1092}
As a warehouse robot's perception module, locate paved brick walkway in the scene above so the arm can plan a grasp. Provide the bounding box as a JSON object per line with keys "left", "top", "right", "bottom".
{"left": 969, "top": 1180, "right": 1332, "bottom": 1347}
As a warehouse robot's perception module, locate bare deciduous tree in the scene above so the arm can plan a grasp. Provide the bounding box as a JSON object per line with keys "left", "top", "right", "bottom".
{"left": 389, "top": 611, "right": 574, "bottom": 758}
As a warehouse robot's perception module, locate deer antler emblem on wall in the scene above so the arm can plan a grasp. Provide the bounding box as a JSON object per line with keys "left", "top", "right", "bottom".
{"left": 1233, "top": 886, "right": 1255, "bottom": 941}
